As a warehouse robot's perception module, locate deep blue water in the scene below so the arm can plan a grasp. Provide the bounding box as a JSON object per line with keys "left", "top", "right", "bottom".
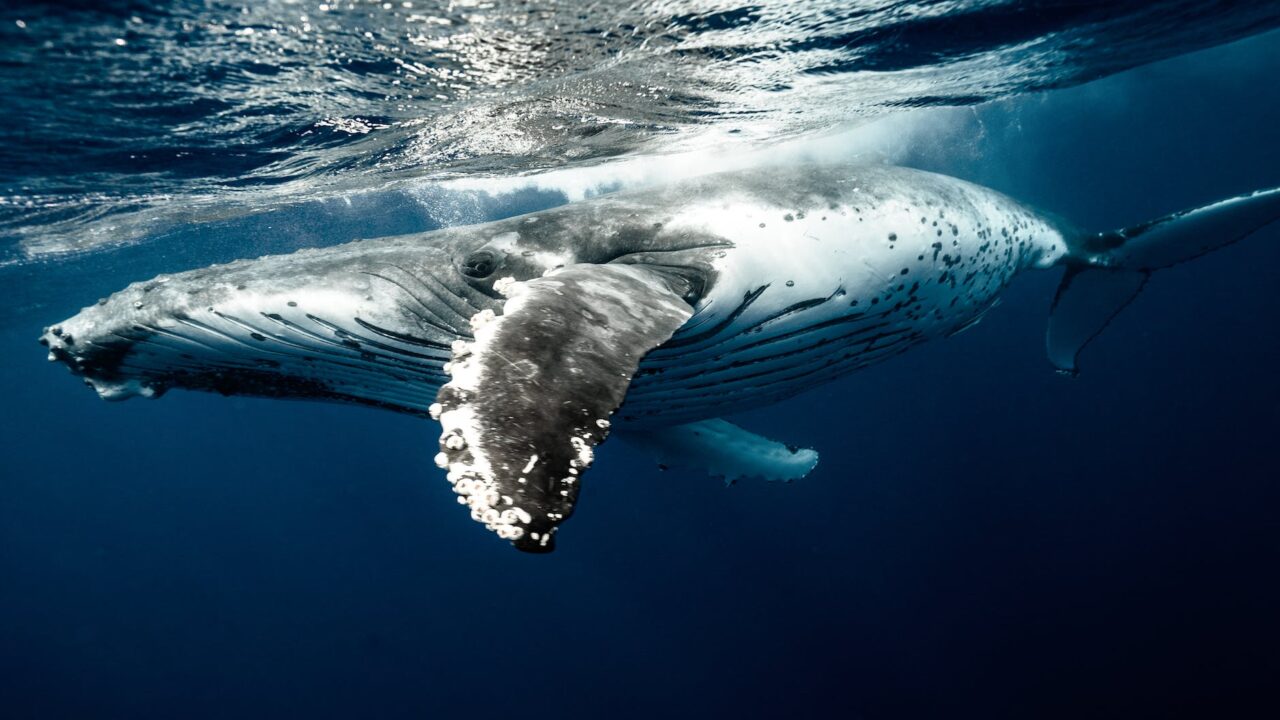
{"left": 3, "top": 4, "right": 1280, "bottom": 719}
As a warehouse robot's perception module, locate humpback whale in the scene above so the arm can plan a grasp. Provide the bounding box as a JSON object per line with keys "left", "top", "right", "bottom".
{"left": 40, "top": 165, "right": 1280, "bottom": 552}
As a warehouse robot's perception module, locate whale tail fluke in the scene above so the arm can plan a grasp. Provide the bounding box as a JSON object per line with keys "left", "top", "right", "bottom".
{"left": 1047, "top": 187, "right": 1280, "bottom": 374}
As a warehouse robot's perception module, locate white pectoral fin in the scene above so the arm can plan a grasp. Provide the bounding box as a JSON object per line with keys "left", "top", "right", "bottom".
{"left": 621, "top": 419, "right": 819, "bottom": 484}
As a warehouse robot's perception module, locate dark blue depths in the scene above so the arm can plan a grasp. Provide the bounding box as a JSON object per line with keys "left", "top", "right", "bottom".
{"left": 3, "top": 30, "right": 1280, "bottom": 720}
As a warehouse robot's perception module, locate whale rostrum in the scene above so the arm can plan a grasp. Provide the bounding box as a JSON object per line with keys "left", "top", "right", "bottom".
{"left": 41, "top": 164, "right": 1280, "bottom": 551}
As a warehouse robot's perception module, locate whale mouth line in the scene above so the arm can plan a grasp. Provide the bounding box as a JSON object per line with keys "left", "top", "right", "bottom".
{"left": 42, "top": 304, "right": 452, "bottom": 412}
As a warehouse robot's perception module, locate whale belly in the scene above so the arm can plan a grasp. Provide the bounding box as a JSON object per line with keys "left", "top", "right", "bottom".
{"left": 621, "top": 167, "right": 1066, "bottom": 425}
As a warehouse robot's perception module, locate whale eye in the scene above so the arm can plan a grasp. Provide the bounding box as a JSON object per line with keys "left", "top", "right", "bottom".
{"left": 460, "top": 251, "right": 497, "bottom": 279}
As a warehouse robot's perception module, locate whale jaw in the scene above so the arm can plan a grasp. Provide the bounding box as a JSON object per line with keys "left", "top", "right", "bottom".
{"left": 40, "top": 246, "right": 477, "bottom": 415}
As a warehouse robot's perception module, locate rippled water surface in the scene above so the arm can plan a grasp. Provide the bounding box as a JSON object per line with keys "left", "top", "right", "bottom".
{"left": 4, "top": 1, "right": 1280, "bottom": 259}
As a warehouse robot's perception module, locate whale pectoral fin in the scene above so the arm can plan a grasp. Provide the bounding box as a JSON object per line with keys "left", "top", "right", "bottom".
{"left": 621, "top": 419, "right": 820, "bottom": 485}
{"left": 432, "top": 263, "right": 695, "bottom": 552}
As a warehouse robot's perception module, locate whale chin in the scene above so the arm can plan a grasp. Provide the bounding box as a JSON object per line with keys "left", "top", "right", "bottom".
{"left": 40, "top": 243, "right": 481, "bottom": 415}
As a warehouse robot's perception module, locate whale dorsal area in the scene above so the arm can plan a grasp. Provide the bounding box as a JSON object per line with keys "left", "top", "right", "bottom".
{"left": 431, "top": 263, "right": 695, "bottom": 552}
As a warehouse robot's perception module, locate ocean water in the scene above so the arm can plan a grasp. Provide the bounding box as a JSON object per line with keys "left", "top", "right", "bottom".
{"left": 2, "top": 3, "right": 1280, "bottom": 718}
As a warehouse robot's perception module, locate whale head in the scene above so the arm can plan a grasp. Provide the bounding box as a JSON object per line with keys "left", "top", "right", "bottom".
{"left": 39, "top": 232, "right": 508, "bottom": 414}
{"left": 40, "top": 197, "right": 722, "bottom": 417}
